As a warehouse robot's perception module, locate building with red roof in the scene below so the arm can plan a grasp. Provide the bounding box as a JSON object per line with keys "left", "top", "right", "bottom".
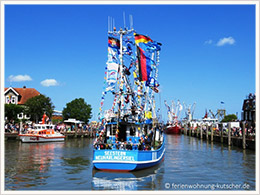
{"left": 4, "top": 86, "right": 40, "bottom": 105}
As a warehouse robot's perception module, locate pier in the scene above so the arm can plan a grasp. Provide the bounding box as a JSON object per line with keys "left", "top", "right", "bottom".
{"left": 62, "top": 131, "right": 96, "bottom": 138}
{"left": 181, "top": 122, "right": 255, "bottom": 150}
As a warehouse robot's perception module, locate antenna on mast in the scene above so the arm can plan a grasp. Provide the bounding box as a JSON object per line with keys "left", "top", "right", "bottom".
{"left": 129, "top": 14, "right": 134, "bottom": 30}
{"left": 110, "top": 17, "right": 112, "bottom": 32}
{"left": 108, "top": 16, "right": 110, "bottom": 32}
{"left": 123, "top": 12, "right": 126, "bottom": 29}
{"left": 113, "top": 18, "right": 116, "bottom": 31}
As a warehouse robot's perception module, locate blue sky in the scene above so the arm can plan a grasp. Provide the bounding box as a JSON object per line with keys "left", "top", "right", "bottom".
{"left": 4, "top": 4, "right": 256, "bottom": 122}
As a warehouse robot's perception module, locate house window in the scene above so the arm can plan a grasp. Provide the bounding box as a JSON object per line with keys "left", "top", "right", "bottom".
{"left": 6, "top": 96, "right": 10, "bottom": 104}
{"left": 11, "top": 96, "right": 16, "bottom": 104}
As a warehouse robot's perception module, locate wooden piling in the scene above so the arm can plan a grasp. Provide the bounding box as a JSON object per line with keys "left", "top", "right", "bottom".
{"left": 220, "top": 124, "right": 223, "bottom": 143}
{"left": 206, "top": 124, "right": 209, "bottom": 140}
{"left": 189, "top": 123, "right": 192, "bottom": 137}
{"left": 211, "top": 125, "right": 213, "bottom": 142}
{"left": 242, "top": 122, "right": 246, "bottom": 149}
{"left": 184, "top": 124, "right": 187, "bottom": 135}
{"left": 200, "top": 125, "right": 203, "bottom": 139}
{"left": 196, "top": 125, "right": 199, "bottom": 137}
{"left": 19, "top": 121, "right": 23, "bottom": 134}
{"left": 228, "top": 122, "right": 231, "bottom": 146}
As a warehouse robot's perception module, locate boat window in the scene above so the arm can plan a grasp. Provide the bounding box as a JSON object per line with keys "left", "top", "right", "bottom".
{"left": 130, "top": 126, "right": 135, "bottom": 136}
{"left": 143, "top": 125, "right": 148, "bottom": 135}
{"left": 118, "top": 124, "right": 127, "bottom": 141}
{"left": 106, "top": 126, "right": 111, "bottom": 137}
{"left": 111, "top": 125, "right": 117, "bottom": 136}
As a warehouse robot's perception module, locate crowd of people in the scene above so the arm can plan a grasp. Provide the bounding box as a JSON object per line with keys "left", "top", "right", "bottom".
{"left": 4, "top": 121, "right": 97, "bottom": 134}
{"left": 93, "top": 128, "right": 163, "bottom": 151}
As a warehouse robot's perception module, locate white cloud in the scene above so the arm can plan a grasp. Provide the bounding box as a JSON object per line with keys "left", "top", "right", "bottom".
{"left": 40, "top": 79, "right": 59, "bottom": 87}
{"left": 8, "top": 74, "right": 32, "bottom": 82}
{"left": 204, "top": 39, "right": 213, "bottom": 45}
{"left": 216, "top": 37, "right": 235, "bottom": 46}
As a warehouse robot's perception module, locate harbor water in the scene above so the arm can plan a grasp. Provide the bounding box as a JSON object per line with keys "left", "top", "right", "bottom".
{"left": 5, "top": 134, "right": 255, "bottom": 191}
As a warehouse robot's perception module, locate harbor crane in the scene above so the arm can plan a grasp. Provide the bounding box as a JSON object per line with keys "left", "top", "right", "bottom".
{"left": 183, "top": 102, "right": 196, "bottom": 121}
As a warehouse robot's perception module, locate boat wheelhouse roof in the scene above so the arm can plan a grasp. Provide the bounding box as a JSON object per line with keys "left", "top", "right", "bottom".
{"left": 27, "top": 129, "right": 55, "bottom": 135}
{"left": 34, "top": 124, "right": 55, "bottom": 130}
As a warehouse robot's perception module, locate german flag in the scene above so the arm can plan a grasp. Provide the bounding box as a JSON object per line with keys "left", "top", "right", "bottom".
{"left": 134, "top": 33, "right": 153, "bottom": 45}
{"left": 108, "top": 37, "right": 120, "bottom": 49}
{"left": 137, "top": 46, "right": 151, "bottom": 81}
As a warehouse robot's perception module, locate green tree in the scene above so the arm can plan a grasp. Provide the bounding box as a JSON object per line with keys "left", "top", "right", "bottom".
{"left": 62, "top": 98, "right": 92, "bottom": 123}
{"left": 5, "top": 104, "right": 24, "bottom": 122}
{"left": 24, "top": 94, "right": 54, "bottom": 122}
{"left": 221, "top": 114, "right": 237, "bottom": 122}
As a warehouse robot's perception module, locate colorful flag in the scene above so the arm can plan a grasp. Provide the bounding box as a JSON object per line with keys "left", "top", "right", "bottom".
{"left": 107, "top": 47, "right": 118, "bottom": 63}
{"left": 108, "top": 37, "right": 120, "bottom": 49}
{"left": 106, "top": 62, "right": 118, "bottom": 91}
{"left": 146, "top": 41, "right": 162, "bottom": 51}
{"left": 136, "top": 46, "right": 151, "bottom": 81}
{"left": 134, "top": 33, "right": 153, "bottom": 45}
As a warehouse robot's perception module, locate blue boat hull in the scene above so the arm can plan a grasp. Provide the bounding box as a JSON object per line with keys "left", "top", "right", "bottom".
{"left": 93, "top": 137, "right": 165, "bottom": 171}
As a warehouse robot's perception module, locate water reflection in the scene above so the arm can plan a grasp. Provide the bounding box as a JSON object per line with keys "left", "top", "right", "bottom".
{"left": 92, "top": 164, "right": 164, "bottom": 190}
{"left": 4, "top": 135, "right": 255, "bottom": 191}
{"left": 61, "top": 156, "right": 90, "bottom": 174}
{"left": 5, "top": 142, "right": 64, "bottom": 190}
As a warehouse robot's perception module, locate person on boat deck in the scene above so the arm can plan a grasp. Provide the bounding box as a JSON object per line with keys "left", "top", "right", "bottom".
{"left": 138, "top": 139, "right": 142, "bottom": 150}
{"left": 138, "top": 137, "right": 146, "bottom": 150}
{"left": 144, "top": 144, "right": 151, "bottom": 151}
{"left": 107, "top": 136, "right": 112, "bottom": 145}
{"left": 126, "top": 138, "right": 133, "bottom": 150}
{"left": 115, "top": 141, "right": 120, "bottom": 149}
{"left": 106, "top": 137, "right": 112, "bottom": 149}
{"left": 119, "top": 139, "right": 126, "bottom": 150}
{"left": 145, "top": 135, "right": 151, "bottom": 145}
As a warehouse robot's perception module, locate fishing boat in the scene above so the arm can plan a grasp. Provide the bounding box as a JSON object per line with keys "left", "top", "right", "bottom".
{"left": 165, "top": 124, "right": 180, "bottom": 134}
{"left": 19, "top": 113, "right": 65, "bottom": 143}
{"left": 92, "top": 17, "right": 165, "bottom": 171}
{"left": 164, "top": 100, "right": 182, "bottom": 134}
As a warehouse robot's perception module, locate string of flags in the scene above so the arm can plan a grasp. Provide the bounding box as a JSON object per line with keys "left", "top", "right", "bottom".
{"left": 98, "top": 31, "right": 162, "bottom": 122}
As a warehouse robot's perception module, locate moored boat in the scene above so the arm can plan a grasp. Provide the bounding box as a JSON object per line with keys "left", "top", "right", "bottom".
{"left": 19, "top": 113, "right": 65, "bottom": 143}
{"left": 92, "top": 18, "right": 164, "bottom": 171}
{"left": 164, "top": 100, "right": 182, "bottom": 134}
{"left": 165, "top": 124, "right": 180, "bottom": 134}
{"left": 93, "top": 119, "right": 165, "bottom": 171}
{"left": 93, "top": 136, "right": 165, "bottom": 171}
{"left": 19, "top": 124, "right": 65, "bottom": 143}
